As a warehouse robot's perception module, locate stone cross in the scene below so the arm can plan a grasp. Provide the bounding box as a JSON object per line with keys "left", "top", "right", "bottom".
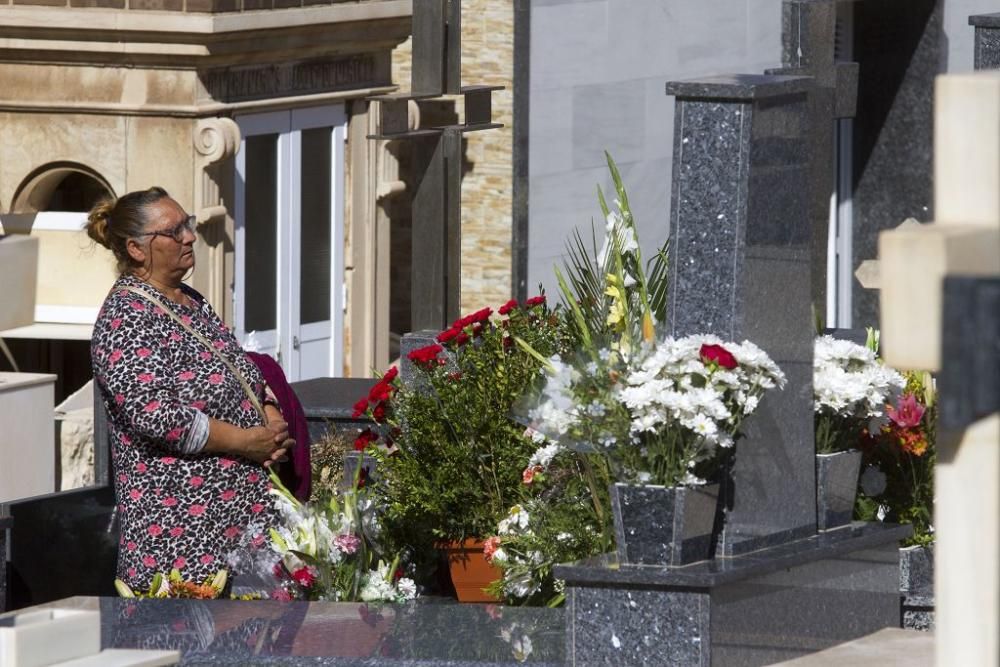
{"left": 368, "top": 0, "right": 503, "bottom": 331}
{"left": 877, "top": 71, "right": 1000, "bottom": 667}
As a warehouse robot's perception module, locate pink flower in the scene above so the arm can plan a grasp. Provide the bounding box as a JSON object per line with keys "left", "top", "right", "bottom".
{"left": 160, "top": 456, "right": 176, "bottom": 464}
{"left": 142, "top": 555, "right": 157, "bottom": 568}
{"left": 189, "top": 400, "right": 206, "bottom": 410}
{"left": 136, "top": 348, "right": 152, "bottom": 358}
{"left": 224, "top": 526, "right": 240, "bottom": 539}
{"left": 169, "top": 526, "right": 184, "bottom": 538}
{"left": 147, "top": 524, "right": 163, "bottom": 536}
{"left": 119, "top": 433, "right": 132, "bottom": 446}
{"left": 110, "top": 318, "right": 123, "bottom": 330}
{"left": 522, "top": 465, "right": 543, "bottom": 485}
{"left": 251, "top": 503, "right": 264, "bottom": 514}
{"left": 333, "top": 533, "right": 361, "bottom": 554}
{"left": 188, "top": 504, "right": 206, "bottom": 516}
{"left": 208, "top": 374, "right": 224, "bottom": 385}
{"left": 129, "top": 489, "right": 143, "bottom": 500}
{"left": 108, "top": 349, "right": 123, "bottom": 366}
{"left": 241, "top": 400, "right": 253, "bottom": 412}
{"left": 126, "top": 541, "right": 138, "bottom": 552}
{"left": 163, "top": 497, "right": 179, "bottom": 508}
{"left": 219, "top": 458, "right": 236, "bottom": 469}
{"left": 213, "top": 339, "right": 226, "bottom": 349}
{"left": 178, "top": 370, "right": 195, "bottom": 381}
{"left": 137, "top": 373, "right": 154, "bottom": 384}
{"left": 127, "top": 567, "right": 137, "bottom": 579}
{"left": 166, "top": 428, "right": 183, "bottom": 442}
{"left": 483, "top": 536, "right": 502, "bottom": 564}
{"left": 173, "top": 557, "right": 187, "bottom": 569}
{"left": 200, "top": 554, "right": 215, "bottom": 565}
{"left": 130, "top": 301, "right": 146, "bottom": 311}
{"left": 220, "top": 489, "right": 236, "bottom": 501}
{"left": 251, "top": 533, "right": 266, "bottom": 548}
{"left": 291, "top": 567, "right": 316, "bottom": 587}
{"left": 115, "top": 393, "right": 126, "bottom": 406}
{"left": 199, "top": 351, "right": 212, "bottom": 361}
{"left": 135, "top": 462, "right": 147, "bottom": 473}
{"left": 247, "top": 472, "right": 260, "bottom": 483}
{"left": 169, "top": 332, "right": 182, "bottom": 342}
{"left": 143, "top": 400, "right": 160, "bottom": 413}
{"left": 887, "top": 393, "right": 926, "bottom": 429}
{"left": 181, "top": 315, "right": 192, "bottom": 326}
{"left": 189, "top": 476, "right": 204, "bottom": 487}
{"left": 271, "top": 587, "right": 292, "bottom": 602}
{"left": 118, "top": 473, "right": 128, "bottom": 483}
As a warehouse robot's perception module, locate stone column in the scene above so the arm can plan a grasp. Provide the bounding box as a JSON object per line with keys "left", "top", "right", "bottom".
{"left": 970, "top": 13, "right": 1000, "bottom": 70}
{"left": 192, "top": 117, "right": 241, "bottom": 321}
{"left": 666, "top": 74, "right": 816, "bottom": 555}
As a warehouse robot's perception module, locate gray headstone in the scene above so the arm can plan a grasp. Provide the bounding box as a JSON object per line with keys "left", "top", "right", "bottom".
{"left": 0, "top": 515, "right": 10, "bottom": 612}
{"left": 666, "top": 74, "right": 816, "bottom": 555}
{"left": 970, "top": 13, "right": 1000, "bottom": 70}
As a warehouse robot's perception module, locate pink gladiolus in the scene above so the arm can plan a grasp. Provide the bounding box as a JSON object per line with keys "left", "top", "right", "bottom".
{"left": 887, "top": 393, "right": 925, "bottom": 429}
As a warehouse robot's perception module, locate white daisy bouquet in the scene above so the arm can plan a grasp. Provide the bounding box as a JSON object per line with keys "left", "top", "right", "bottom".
{"left": 813, "top": 333, "right": 905, "bottom": 454}
{"left": 266, "top": 470, "right": 417, "bottom": 603}
{"left": 525, "top": 335, "right": 786, "bottom": 487}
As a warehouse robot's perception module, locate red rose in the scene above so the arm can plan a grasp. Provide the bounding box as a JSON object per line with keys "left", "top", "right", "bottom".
{"left": 381, "top": 367, "right": 398, "bottom": 383}
{"left": 699, "top": 343, "right": 738, "bottom": 370}
{"left": 525, "top": 295, "right": 546, "bottom": 308}
{"left": 352, "top": 397, "right": 369, "bottom": 419}
{"left": 454, "top": 332, "right": 470, "bottom": 346}
{"left": 407, "top": 343, "right": 444, "bottom": 369}
{"left": 437, "top": 327, "right": 461, "bottom": 344}
{"left": 371, "top": 401, "right": 388, "bottom": 423}
{"left": 470, "top": 307, "right": 493, "bottom": 323}
{"left": 498, "top": 299, "right": 518, "bottom": 315}
{"left": 354, "top": 429, "right": 379, "bottom": 451}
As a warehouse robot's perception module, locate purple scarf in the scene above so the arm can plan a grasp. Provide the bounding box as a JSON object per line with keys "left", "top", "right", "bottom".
{"left": 246, "top": 351, "right": 311, "bottom": 501}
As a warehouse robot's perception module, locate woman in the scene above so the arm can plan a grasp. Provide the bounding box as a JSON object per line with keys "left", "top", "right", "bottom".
{"left": 87, "top": 186, "right": 292, "bottom": 590}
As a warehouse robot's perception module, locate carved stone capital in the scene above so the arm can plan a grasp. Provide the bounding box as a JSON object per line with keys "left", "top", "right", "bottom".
{"left": 194, "top": 117, "right": 241, "bottom": 165}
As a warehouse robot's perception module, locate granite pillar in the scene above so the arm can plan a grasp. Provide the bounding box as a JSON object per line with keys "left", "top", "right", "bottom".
{"left": 970, "top": 13, "right": 1000, "bottom": 70}
{"left": 557, "top": 524, "right": 911, "bottom": 667}
{"left": 666, "top": 74, "right": 816, "bottom": 556}
{"left": 851, "top": 0, "right": 940, "bottom": 327}
{"left": 771, "top": 0, "right": 859, "bottom": 320}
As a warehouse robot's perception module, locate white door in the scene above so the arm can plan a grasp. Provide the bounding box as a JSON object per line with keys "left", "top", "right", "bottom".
{"left": 234, "top": 105, "right": 346, "bottom": 381}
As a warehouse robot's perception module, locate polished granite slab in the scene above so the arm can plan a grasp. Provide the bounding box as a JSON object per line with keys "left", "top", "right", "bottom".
{"left": 556, "top": 523, "right": 911, "bottom": 589}
{"left": 2, "top": 597, "right": 563, "bottom": 666}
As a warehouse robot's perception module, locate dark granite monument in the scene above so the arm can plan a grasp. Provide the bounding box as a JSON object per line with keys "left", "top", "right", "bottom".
{"left": 971, "top": 13, "right": 1000, "bottom": 70}
{"left": 555, "top": 73, "right": 909, "bottom": 667}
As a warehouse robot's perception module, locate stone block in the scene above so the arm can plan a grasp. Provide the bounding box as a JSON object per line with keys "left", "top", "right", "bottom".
{"left": 666, "top": 74, "right": 816, "bottom": 555}
{"left": 128, "top": 0, "right": 183, "bottom": 9}
{"left": 184, "top": 0, "right": 238, "bottom": 12}
{"left": 971, "top": 14, "right": 1000, "bottom": 70}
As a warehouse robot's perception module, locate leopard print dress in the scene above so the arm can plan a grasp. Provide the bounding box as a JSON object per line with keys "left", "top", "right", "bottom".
{"left": 91, "top": 273, "right": 277, "bottom": 590}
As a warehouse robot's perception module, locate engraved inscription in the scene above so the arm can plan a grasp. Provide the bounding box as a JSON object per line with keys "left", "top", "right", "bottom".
{"left": 202, "top": 55, "right": 380, "bottom": 103}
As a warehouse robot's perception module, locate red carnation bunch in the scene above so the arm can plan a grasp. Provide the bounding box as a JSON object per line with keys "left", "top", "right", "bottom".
{"left": 407, "top": 343, "right": 445, "bottom": 370}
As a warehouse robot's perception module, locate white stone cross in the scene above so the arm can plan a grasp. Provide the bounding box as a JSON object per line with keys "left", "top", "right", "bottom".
{"left": 878, "top": 72, "right": 1000, "bottom": 666}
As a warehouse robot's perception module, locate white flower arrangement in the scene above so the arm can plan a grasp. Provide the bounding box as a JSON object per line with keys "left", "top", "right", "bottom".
{"left": 813, "top": 335, "right": 905, "bottom": 453}
{"left": 526, "top": 334, "right": 785, "bottom": 487}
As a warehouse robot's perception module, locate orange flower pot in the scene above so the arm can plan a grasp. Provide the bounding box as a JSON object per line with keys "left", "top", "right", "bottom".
{"left": 440, "top": 539, "right": 501, "bottom": 603}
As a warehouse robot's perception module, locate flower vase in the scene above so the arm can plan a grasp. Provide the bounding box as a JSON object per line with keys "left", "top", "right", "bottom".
{"left": 610, "top": 483, "right": 720, "bottom": 567}
{"left": 899, "top": 544, "right": 935, "bottom": 631}
{"left": 440, "top": 539, "right": 500, "bottom": 603}
{"left": 815, "top": 449, "right": 863, "bottom": 531}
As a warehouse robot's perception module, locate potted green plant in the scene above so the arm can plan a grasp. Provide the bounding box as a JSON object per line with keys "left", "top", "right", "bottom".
{"left": 813, "top": 331, "right": 906, "bottom": 531}
{"left": 354, "top": 298, "right": 565, "bottom": 602}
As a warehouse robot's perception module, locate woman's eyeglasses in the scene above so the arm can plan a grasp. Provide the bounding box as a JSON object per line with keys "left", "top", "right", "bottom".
{"left": 139, "top": 215, "right": 197, "bottom": 242}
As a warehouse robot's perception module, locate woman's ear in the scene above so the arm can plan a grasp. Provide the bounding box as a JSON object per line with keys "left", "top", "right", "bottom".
{"left": 126, "top": 237, "right": 147, "bottom": 265}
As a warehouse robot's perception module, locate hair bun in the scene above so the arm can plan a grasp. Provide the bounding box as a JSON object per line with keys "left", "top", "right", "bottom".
{"left": 85, "top": 199, "right": 116, "bottom": 249}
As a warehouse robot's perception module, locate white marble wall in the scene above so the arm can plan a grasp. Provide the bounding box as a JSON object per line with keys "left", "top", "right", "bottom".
{"left": 526, "top": 0, "right": 782, "bottom": 294}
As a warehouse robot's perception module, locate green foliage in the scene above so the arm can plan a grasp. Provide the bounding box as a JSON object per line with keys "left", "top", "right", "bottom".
{"left": 371, "top": 300, "right": 566, "bottom": 567}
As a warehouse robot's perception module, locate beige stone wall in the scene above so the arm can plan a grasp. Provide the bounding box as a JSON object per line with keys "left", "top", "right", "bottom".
{"left": 391, "top": 0, "right": 514, "bottom": 315}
